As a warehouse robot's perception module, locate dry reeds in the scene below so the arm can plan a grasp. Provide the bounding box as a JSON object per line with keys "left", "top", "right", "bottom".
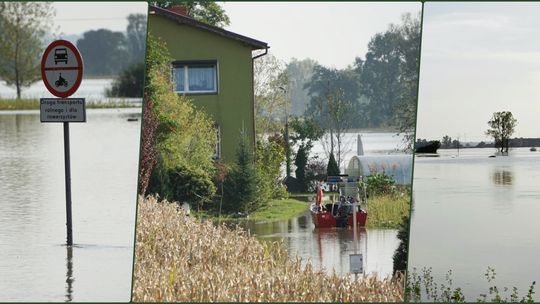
{"left": 132, "top": 196, "right": 404, "bottom": 302}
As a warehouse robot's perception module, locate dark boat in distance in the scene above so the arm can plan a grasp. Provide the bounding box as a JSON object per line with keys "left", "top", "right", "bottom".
{"left": 415, "top": 140, "right": 441, "bottom": 154}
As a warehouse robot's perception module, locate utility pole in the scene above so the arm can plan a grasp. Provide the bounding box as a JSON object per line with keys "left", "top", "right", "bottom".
{"left": 279, "top": 86, "right": 291, "bottom": 178}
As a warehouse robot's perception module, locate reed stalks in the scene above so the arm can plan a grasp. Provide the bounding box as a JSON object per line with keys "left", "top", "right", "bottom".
{"left": 132, "top": 195, "right": 404, "bottom": 302}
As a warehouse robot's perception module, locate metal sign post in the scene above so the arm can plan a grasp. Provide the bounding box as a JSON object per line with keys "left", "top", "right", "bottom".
{"left": 40, "top": 40, "right": 85, "bottom": 246}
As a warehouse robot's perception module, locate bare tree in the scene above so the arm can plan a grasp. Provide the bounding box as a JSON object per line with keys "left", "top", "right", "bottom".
{"left": 253, "top": 52, "right": 288, "bottom": 135}
{"left": 0, "top": 2, "right": 55, "bottom": 99}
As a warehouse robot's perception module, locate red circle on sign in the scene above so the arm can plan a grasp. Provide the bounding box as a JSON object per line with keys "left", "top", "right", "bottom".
{"left": 41, "top": 40, "right": 84, "bottom": 98}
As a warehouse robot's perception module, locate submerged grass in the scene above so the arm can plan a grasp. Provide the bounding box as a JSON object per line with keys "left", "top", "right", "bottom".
{"left": 366, "top": 194, "right": 410, "bottom": 229}
{"left": 0, "top": 98, "right": 140, "bottom": 110}
{"left": 247, "top": 198, "right": 308, "bottom": 222}
{"left": 133, "top": 196, "right": 405, "bottom": 302}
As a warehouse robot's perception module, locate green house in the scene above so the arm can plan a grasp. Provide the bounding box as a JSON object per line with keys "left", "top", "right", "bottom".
{"left": 148, "top": 5, "right": 268, "bottom": 163}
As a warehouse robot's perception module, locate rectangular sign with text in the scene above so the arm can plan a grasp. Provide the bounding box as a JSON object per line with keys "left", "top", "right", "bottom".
{"left": 40, "top": 98, "right": 86, "bottom": 123}
{"left": 350, "top": 254, "right": 363, "bottom": 274}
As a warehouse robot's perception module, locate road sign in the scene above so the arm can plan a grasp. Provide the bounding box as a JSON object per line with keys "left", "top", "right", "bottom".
{"left": 41, "top": 40, "right": 83, "bottom": 98}
{"left": 350, "top": 254, "right": 363, "bottom": 274}
{"left": 40, "top": 98, "right": 86, "bottom": 123}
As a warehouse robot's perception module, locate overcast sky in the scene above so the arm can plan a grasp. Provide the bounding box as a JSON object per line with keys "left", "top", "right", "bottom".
{"left": 222, "top": 2, "right": 421, "bottom": 69}
{"left": 54, "top": 2, "right": 419, "bottom": 69}
{"left": 417, "top": 2, "right": 540, "bottom": 142}
{"left": 52, "top": 2, "right": 147, "bottom": 37}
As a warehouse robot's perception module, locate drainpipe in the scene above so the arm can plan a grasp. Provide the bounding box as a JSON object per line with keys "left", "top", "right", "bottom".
{"left": 251, "top": 46, "right": 269, "bottom": 158}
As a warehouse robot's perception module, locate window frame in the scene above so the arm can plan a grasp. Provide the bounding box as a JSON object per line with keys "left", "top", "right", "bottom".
{"left": 172, "top": 60, "right": 219, "bottom": 95}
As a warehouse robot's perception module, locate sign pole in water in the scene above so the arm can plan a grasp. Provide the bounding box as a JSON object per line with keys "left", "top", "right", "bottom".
{"left": 40, "top": 40, "right": 85, "bottom": 246}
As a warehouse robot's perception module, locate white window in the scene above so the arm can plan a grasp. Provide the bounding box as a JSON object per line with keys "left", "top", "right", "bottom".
{"left": 173, "top": 61, "right": 218, "bottom": 94}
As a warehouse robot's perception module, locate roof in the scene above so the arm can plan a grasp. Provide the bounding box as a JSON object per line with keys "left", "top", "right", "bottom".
{"left": 149, "top": 5, "right": 268, "bottom": 50}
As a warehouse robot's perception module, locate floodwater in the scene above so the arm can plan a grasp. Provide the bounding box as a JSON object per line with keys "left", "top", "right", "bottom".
{"left": 234, "top": 132, "right": 409, "bottom": 278}
{"left": 235, "top": 208, "right": 399, "bottom": 278}
{"left": 0, "top": 108, "right": 140, "bottom": 301}
{"left": 0, "top": 78, "right": 140, "bottom": 102}
{"left": 312, "top": 132, "right": 406, "bottom": 158}
{"left": 409, "top": 148, "right": 540, "bottom": 300}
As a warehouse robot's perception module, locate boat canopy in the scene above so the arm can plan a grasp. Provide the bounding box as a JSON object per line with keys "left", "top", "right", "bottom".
{"left": 345, "top": 155, "right": 412, "bottom": 185}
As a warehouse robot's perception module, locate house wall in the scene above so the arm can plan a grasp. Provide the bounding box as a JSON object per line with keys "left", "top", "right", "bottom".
{"left": 149, "top": 14, "right": 256, "bottom": 163}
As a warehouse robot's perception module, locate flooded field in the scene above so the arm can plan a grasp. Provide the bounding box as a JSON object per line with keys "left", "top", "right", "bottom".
{"left": 0, "top": 78, "right": 140, "bottom": 103}
{"left": 409, "top": 148, "right": 540, "bottom": 300}
{"left": 0, "top": 109, "right": 140, "bottom": 301}
{"left": 233, "top": 209, "right": 398, "bottom": 278}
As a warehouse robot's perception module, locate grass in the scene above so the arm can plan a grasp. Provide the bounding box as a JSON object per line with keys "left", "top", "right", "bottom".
{"left": 407, "top": 266, "right": 536, "bottom": 302}
{"left": 247, "top": 198, "right": 309, "bottom": 222}
{"left": 0, "top": 98, "right": 140, "bottom": 110}
{"left": 366, "top": 193, "right": 410, "bottom": 229}
{"left": 132, "top": 195, "right": 405, "bottom": 302}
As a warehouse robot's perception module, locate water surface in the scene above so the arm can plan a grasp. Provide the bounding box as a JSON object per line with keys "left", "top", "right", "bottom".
{"left": 0, "top": 109, "right": 140, "bottom": 301}
{"left": 234, "top": 209, "right": 398, "bottom": 278}
{"left": 409, "top": 148, "right": 540, "bottom": 300}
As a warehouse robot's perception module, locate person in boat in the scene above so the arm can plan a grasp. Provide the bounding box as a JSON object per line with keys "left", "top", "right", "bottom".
{"left": 335, "top": 195, "right": 351, "bottom": 227}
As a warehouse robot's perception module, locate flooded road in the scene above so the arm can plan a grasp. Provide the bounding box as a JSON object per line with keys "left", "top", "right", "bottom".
{"left": 409, "top": 148, "right": 540, "bottom": 300}
{"left": 0, "top": 109, "right": 140, "bottom": 301}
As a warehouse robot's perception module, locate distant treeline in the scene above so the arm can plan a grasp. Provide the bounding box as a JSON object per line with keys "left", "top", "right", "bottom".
{"left": 416, "top": 137, "right": 540, "bottom": 149}
{"left": 76, "top": 14, "right": 147, "bottom": 77}
{"left": 282, "top": 13, "right": 421, "bottom": 131}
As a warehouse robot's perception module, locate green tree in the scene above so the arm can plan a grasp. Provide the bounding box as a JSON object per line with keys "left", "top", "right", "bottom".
{"left": 326, "top": 152, "right": 340, "bottom": 177}
{"left": 145, "top": 34, "right": 217, "bottom": 206}
{"left": 255, "top": 134, "right": 287, "bottom": 201}
{"left": 442, "top": 135, "right": 452, "bottom": 149}
{"left": 290, "top": 117, "right": 324, "bottom": 191}
{"left": 486, "top": 111, "right": 517, "bottom": 153}
{"left": 76, "top": 29, "right": 129, "bottom": 76}
{"left": 151, "top": 1, "right": 230, "bottom": 27}
{"left": 0, "top": 2, "right": 55, "bottom": 98}
{"left": 294, "top": 144, "right": 309, "bottom": 193}
{"left": 223, "top": 131, "right": 258, "bottom": 213}
{"left": 285, "top": 58, "right": 317, "bottom": 116}
{"left": 106, "top": 63, "right": 145, "bottom": 97}
{"left": 305, "top": 65, "right": 363, "bottom": 169}
{"left": 359, "top": 13, "right": 421, "bottom": 150}
{"left": 126, "top": 13, "right": 147, "bottom": 64}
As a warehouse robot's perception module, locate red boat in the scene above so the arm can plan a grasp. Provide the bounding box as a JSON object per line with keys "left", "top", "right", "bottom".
{"left": 310, "top": 185, "right": 367, "bottom": 228}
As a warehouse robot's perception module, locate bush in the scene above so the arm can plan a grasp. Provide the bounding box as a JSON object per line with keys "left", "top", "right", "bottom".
{"left": 144, "top": 34, "right": 217, "bottom": 203}
{"left": 106, "top": 63, "right": 145, "bottom": 97}
{"left": 167, "top": 164, "right": 216, "bottom": 210}
{"left": 365, "top": 172, "right": 396, "bottom": 195}
{"left": 393, "top": 215, "right": 409, "bottom": 274}
{"left": 256, "top": 135, "right": 287, "bottom": 202}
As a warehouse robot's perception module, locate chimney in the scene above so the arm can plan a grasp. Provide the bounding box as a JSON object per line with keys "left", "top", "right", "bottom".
{"left": 168, "top": 5, "right": 188, "bottom": 16}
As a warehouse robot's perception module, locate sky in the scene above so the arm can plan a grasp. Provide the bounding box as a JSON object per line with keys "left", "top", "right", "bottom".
{"left": 222, "top": 2, "right": 421, "bottom": 69}
{"left": 52, "top": 2, "right": 420, "bottom": 69}
{"left": 52, "top": 2, "right": 148, "bottom": 37}
{"left": 416, "top": 2, "right": 540, "bottom": 142}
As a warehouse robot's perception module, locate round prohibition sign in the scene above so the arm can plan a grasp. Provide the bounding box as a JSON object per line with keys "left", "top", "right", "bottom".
{"left": 41, "top": 40, "right": 84, "bottom": 98}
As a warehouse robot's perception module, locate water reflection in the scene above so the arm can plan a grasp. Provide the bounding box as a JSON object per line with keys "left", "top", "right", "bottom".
{"left": 65, "top": 246, "right": 74, "bottom": 302}
{"left": 491, "top": 167, "right": 514, "bottom": 186}
{"left": 409, "top": 148, "right": 540, "bottom": 300}
{"left": 231, "top": 210, "right": 397, "bottom": 277}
